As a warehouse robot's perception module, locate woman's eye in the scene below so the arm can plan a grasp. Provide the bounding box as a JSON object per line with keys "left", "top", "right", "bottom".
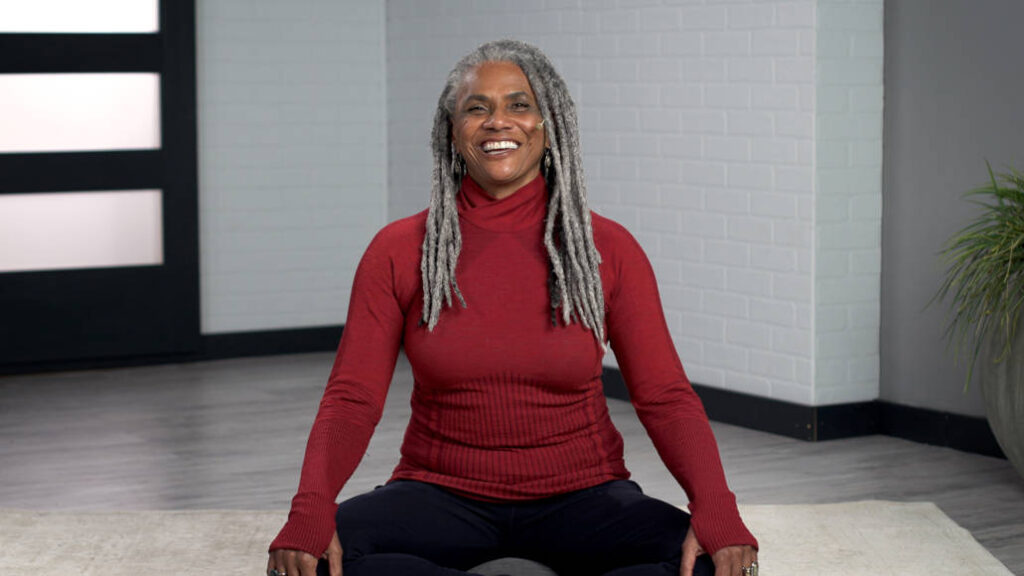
{"left": 510, "top": 102, "right": 531, "bottom": 111}
{"left": 465, "top": 105, "right": 487, "bottom": 114}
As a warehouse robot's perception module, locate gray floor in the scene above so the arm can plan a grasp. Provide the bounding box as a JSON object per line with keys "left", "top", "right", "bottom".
{"left": 1, "top": 352, "right": 1022, "bottom": 573}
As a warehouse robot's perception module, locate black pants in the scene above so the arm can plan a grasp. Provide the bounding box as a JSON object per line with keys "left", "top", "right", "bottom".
{"left": 320, "top": 479, "right": 715, "bottom": 576}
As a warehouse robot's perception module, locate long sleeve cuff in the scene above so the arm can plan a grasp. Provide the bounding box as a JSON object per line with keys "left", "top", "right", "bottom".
{"left": 269, "top": 493, "right": 338, "bottom": 557}
{"left": 688, "top": 491, "right": 759, "bottom": 556}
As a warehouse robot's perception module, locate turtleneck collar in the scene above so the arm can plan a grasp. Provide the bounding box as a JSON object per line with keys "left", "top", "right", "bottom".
{"left": 457, "top": 173, "right": 548, "bottom": 232}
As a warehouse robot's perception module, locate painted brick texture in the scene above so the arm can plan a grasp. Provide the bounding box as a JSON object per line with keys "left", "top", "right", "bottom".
{"left": 197, "top": 0, "right": 387, "bottom": 333}
{"left": 814, "top": 0, "right": 883, "bottom": 405}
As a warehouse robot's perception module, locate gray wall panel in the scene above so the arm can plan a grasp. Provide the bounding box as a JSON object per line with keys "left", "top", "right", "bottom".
{"left": 881, "top": 0, "right": 1024, "bottom": 415}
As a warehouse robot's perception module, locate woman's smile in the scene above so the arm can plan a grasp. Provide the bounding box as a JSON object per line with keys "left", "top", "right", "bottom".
{"left": 480, "top": 140, "right": 520, "bottom": 154}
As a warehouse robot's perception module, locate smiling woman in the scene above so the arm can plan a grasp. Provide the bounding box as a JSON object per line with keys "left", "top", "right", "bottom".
{"left": 266, "top": 40, "right": 758, "bottom": 576}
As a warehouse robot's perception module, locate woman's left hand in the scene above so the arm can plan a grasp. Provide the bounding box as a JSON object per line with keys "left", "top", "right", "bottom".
{"left": 680, "top": 526, "right": 757, "bottom": 576}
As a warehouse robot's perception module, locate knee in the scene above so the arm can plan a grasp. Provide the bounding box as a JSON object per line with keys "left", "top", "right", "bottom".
{"left": 333, "top": 511, "right": 373, "bottom": 561}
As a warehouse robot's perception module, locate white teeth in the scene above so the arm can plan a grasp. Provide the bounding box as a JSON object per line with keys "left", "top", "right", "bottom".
{"left": 482, "top": 141, "right": 519, "bottom": 152}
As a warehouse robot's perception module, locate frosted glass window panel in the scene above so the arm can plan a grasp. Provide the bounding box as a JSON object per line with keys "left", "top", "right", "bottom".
{"left": 0, "top": 0, "right": 158, "bottom": 33}
{"left": 0, "top": 190, "right": 163, "bottom": 273}
{"left": 0, "top": 74, "right": 161, "bottom": 153}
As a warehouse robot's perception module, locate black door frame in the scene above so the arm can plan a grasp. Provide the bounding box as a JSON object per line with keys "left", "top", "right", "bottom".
{"left": 0, "top": 1, "right": 200, "bottom": 369}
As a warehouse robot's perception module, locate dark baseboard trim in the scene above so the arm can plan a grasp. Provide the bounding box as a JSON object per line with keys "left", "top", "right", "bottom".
{"left": 0, "top": 325, "right": 343, "bottom": 376}
{"left": 602, "top": 366, "right": 1003, "bottom": 459}
{"left": 878, "top": 402, "right": 1005, "bottom": 459}
{"left": 202, "top": 325, "right": 342, "bottom": 360}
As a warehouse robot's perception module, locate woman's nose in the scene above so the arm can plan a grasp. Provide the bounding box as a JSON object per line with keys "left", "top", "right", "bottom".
{"left": 482, "top": 109, "right": 511, "bottom": 129}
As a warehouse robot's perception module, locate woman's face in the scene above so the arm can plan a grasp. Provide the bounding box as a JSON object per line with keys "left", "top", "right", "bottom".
{"left": 451, "top": 61, "right": 548, "bottom": 200}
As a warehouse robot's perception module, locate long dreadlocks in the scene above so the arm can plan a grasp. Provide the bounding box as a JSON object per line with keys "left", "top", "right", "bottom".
{"left": 421, "top": 39, "right": 606, "bottom": 347}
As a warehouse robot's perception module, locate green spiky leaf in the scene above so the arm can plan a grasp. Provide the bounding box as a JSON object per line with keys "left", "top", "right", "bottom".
{"left": 933, "top": 161, "right": 1024, "bottom": 390}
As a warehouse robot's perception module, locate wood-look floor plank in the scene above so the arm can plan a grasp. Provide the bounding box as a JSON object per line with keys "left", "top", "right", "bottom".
{"left": 1, "top": 352, "right": 1021, "bottom": 573}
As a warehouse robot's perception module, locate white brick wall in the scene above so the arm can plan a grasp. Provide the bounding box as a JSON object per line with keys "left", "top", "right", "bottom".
{"left": 813, "top": 0, "right": 883, "bottom": 405}
{"left": 386, "top": 0, "right": 882, "bottom": 407}
{"left": 197, "top": 0, "right": 387, "bottom": 333}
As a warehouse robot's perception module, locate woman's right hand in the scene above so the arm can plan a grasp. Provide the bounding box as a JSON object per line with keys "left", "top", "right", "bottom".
{"left": 267, "top": 532, "right": 343, "bottom": 576}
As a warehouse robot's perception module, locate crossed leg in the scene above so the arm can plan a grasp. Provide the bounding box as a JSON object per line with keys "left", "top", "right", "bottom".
{"left": 330, "top": 480, "right": 504, "bottom": 576}
{"left": 510, "top": 480, "right": 715, "bottom": 576}
{"left": 321, "top": 480, "right": 715, "bottom": 576}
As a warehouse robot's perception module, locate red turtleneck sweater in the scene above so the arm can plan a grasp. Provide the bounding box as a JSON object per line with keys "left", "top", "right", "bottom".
{"left": 270, "top": 175, "right": 757, "bottom": 558}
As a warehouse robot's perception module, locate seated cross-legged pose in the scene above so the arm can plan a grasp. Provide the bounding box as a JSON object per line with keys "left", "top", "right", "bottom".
{"left": 267, "top": 39, "right": 759, "bottom": 576}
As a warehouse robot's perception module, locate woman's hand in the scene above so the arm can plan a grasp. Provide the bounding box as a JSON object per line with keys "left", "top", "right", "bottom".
{"left": 267, "top": 532, "right": 343, "bottom": 576}
{"left": 680, "top": 527, "right": 758, "bottom": 576}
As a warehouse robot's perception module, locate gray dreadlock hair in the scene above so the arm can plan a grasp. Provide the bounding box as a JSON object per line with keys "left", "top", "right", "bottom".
{"left": 421, "top": 39, "right": 606, "bottom": 346}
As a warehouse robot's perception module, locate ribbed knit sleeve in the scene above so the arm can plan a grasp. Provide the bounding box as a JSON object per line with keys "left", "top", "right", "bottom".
{"left": 600, "top": 219, "right": 758, "bottom": 556}
{"left": 269, "top": 224, "right": 409, "bottom": 557}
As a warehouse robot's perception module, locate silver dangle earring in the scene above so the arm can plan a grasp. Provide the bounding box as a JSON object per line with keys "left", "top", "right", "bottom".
{"left": 543, "top": 148, "right": 552, "bottom": 173}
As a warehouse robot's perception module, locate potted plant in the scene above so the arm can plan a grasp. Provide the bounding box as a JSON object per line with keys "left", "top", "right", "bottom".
{"left": 936, "top": 163, "right": 1024, "bottom": 479}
